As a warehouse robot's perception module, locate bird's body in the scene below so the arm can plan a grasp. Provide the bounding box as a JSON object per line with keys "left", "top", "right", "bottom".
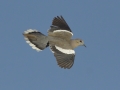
{"left": 48, "top": 36, "right": 72, "bottom": 49}
{"left": 23, "top": 16, "right": 85, "bottom": 69}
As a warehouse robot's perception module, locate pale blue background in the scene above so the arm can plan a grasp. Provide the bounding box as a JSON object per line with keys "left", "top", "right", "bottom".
{"left": 0, "top": 0, "right": 120, "bottom": 90}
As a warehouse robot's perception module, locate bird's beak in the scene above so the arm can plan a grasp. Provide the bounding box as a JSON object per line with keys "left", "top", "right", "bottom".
{"left": 83, "top": 44, "right": 86, "bottom": 47}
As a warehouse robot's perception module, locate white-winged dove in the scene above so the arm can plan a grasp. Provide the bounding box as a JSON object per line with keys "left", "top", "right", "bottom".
{"left": 23, "top": 16, "right": 86, "bottom": 69}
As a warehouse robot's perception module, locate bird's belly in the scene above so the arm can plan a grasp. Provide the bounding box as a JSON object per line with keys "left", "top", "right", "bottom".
{"left": 48, "top": 36, "right": 72, "bottom": 49}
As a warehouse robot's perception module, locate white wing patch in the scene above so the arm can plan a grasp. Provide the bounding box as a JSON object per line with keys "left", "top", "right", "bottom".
{"left": 23, "top": 29, "right": 41, "bottom": 52}
{"left": 24, "top": 29, "right": 38, "bottom": 34}
{"left": 53, "top": 30, "right": 73, "bottom": 36}
{"left": 55, "top": 45, "right": 75, "bottom": 54}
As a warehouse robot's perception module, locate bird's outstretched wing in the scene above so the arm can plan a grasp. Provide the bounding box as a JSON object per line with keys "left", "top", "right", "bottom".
{"left": 50, "top": 45, "right": 75, "bottom": 69}
{"left": 48, "top": 16, "right": 73, "bottom": 40}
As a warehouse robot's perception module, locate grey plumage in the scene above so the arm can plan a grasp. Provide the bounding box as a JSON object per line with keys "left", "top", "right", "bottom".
{"left": 50, "top": 45, "right": 75, "bottom": 69}
{"left": 23, "top": 16, "right": 85, "bottom": 69}
{"left": 23, "top": 30, "right": 49, "bottom": 51}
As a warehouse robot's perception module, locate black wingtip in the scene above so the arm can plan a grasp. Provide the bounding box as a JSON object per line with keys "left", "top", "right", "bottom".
{"left": 52, "top": 15, "right": 71, "bottom": 31}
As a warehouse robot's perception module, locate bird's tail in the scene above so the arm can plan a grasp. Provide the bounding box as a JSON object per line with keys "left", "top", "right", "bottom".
{"left": 23, "top": 29, "right": 49, "bottom": 52}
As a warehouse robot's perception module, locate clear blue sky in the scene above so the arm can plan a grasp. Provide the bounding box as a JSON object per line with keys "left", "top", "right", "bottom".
{"left": 0, "top": 0, "right": 120, "bottom": 90}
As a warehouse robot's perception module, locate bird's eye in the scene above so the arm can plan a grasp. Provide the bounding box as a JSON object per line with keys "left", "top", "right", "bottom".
{"left": 80, "top": 40, "right": 82, "bottom": 42}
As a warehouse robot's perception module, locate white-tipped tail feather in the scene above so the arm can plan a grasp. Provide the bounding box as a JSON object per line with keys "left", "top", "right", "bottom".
{"left": 23, "top": 29, "right": 48, "bottom": 52}
{"left": 24, "top": 29, "right": 38, "bottom": 34}
{"left": 24, "top": 37, "right": 42, "bottom": 52}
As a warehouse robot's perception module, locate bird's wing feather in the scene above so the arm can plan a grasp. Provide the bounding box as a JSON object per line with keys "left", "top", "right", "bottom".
{"left": 50, "top": 45, "right": 75, "bottom": 69}
{"left": 48, "top": 16, "right": 73, "bottom": 40}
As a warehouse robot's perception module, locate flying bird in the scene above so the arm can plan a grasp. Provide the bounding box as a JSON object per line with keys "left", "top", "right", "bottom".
{"left": 23, "top": 16, "right": 86, "bottom": 69}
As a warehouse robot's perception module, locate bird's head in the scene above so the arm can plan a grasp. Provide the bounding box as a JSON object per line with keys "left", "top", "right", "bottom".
{"left": 75, "top": 39, "right": 86, "bottom": 47}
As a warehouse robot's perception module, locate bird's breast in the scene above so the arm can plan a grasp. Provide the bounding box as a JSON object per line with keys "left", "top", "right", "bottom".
{"left": 48, "top": 36, "right": 72, "bottom": 49}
